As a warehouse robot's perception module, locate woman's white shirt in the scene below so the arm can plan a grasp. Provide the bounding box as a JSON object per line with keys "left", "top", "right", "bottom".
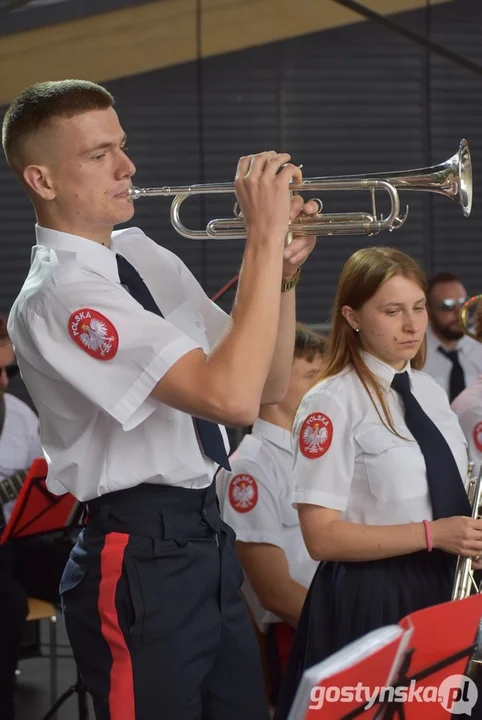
{"left": 292, "top": 353, "right": 468, "bottom": 525}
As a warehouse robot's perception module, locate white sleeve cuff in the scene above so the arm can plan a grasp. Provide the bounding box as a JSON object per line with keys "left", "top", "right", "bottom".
{"left": 292, "top": 489, "right": 348, "bottom": 511}
{"left": 112, "top": 335, "right": 200, "bottom": 430}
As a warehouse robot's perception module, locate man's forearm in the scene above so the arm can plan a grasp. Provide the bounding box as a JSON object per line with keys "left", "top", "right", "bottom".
{"left": 260, "top": 285, "right": 296, "bottom": 404}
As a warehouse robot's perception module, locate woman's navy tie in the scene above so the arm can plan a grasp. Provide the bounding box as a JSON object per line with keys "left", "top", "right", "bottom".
{"left": 391, "top": 371, "right": 470, "bottom": 519}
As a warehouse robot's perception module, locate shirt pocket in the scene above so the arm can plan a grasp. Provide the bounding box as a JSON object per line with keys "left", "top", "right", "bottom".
{"left": 355, "top": 426, "right": 427, "bottom": 502}
{"left": 165, "top": 301, "right": 208, "bottom": 349}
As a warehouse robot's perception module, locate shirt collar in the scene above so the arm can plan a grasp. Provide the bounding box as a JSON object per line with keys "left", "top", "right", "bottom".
{"left": 361, "top": 351, "right": 412, "bottom": 393}
{"left": 252, "top": 419, "right": 292, "bottom": 452}
{"left": 35, "top": 224, "right": 121, "bottom": 284}
{"left": 426, "top": 324, "right": 470, "bottom": 355}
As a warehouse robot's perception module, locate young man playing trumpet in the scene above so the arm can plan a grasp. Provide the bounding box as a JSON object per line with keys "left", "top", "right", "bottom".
{"left": 2, "top": 79, "right": 320, "bottom": 720}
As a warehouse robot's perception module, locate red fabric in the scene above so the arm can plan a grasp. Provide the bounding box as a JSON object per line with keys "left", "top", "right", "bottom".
{"left": 274, "top": 622, "right": 295, "bottom": 674}
{"left": 98, "top": 532, "right": 135, "bottom": 719}
{"left": 0, "top": 458, "right": 78, "bottom": 544}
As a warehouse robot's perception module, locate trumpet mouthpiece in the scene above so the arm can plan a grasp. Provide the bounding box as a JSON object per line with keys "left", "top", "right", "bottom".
{"left": 127, "top": 186, "right": 143, "bottom": 201}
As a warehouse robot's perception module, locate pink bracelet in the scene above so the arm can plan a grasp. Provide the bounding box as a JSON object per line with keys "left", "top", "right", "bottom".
{"left": 423, "top": 520, "right": 432, "bottom": 552}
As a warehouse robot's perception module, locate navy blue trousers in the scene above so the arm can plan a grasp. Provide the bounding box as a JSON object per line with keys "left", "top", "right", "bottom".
{"left": 60, "top": 481, "right": 269, "bottom": 720}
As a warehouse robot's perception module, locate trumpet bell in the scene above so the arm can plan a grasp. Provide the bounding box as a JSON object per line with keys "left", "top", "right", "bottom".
{"left": 352, "top": 138, "right": 472, "bottom": 217}
{"left": 457, "top": 138, "right": 473, "bottom": 217}
{"left": 460, "top": 295, "right": 482, "bottom": 341}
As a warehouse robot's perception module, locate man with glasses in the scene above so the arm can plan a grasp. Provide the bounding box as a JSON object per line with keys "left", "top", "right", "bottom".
{"left": 424, "top": 272, "right": 482, "bottom": 402}
{"left": 0, "top": 313, "right": 34, "bottom": 720}
{"left": 0, "top": 313, "right": 42, "bottom": 526}
{"left": 0, "top": 313, "right": 73, "bottom": 719}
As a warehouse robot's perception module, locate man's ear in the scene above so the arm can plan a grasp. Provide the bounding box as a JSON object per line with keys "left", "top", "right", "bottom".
{"left": 23, "top": 164, "right": 56, "bottom": 201}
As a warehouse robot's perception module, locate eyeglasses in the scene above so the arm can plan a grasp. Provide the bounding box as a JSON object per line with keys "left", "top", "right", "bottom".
{"left": 0, "top": 365, "right": 19, "bottom": 379}
{"left": 438, "top": 297, "right": 467, "bottom": 311}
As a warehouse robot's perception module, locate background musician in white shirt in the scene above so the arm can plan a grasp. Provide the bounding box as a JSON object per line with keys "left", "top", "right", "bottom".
{"left": 217, "top": 324, "right": 325, "bottom": 701}
{"left": 0, "top": 313, "right": 75, "bottom": 720}
{"left": 452, "top": 298, "right": 482, "bottom": 475}
{"left": 0, "top": 319, "right": 29, "bottom": 720}
{"left": 424, "top": 272, "right": 482, "bottom": 402}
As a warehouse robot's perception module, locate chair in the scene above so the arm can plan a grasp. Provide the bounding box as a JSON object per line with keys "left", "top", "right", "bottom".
{"left": 25, "top": 597, "right": 58, "bottom": 713}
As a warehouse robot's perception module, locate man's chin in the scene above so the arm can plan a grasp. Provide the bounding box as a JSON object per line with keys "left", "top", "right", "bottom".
{"left": 111, "top": 207, "right": 135, "bottom": 228}
{"left": 443, "top": 329, "right": 464, "bottom": 341}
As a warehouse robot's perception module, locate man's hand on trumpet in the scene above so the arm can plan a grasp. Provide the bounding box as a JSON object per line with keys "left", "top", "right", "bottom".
{"left": 283, "top": 195, "right": 320, "bottom": 280}
{"left": 234, "top": 150, "right": 319, "bottom": 280}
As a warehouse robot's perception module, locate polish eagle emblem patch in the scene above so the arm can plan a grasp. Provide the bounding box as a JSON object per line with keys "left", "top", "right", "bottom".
{"left": 228, "top": 474, "right": 258, "bottom": 513}
{"left": 473, "top": 421, "right": 482, "bottom": 453}
{"left": 68, "top": 309, "right": 119, "bottom": 360}
{"left": 299, "top": 412, "right": 333, "bottom": 459}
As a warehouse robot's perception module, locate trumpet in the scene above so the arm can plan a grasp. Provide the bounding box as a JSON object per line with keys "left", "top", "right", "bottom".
{"left": 452, "top": 462, "right": 482, "bottom": 602}
{"left": 128, "top": 139, "right": 472, "bottom": 240}
{"left": 460, "top": 295, "right": 482, "bottom": 342}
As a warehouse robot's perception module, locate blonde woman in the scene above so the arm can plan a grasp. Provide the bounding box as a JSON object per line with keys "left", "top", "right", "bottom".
{"left": 275, "top": 247, "right": 482, "bottom": 719}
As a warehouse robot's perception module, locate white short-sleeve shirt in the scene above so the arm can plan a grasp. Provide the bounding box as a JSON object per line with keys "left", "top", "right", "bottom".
{"left": 7, "top": 225, "right": 230, "bottom": 501}
{"left": 0, "top": 392, "right": 43, "bottom": 522}
{"left": 423, "top": 325, "right": 482, "bottom": 399}
{"left": 451, "top": 375, "right": 482, "bottom": 475}
{"left": 217, "top": 419, "right": 319, "bottom": 631}
{"left": 292, "top": 353, "right": 468, "bottom": 524}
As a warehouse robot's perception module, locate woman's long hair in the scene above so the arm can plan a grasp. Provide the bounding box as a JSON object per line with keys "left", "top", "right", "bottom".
{"left": 317, "top": 246, "right": 427, "bottom": 435}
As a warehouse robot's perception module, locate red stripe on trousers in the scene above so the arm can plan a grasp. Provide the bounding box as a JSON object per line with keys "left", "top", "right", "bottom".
{"left": 98, "top": 532, "right": 135, "bottom": 719}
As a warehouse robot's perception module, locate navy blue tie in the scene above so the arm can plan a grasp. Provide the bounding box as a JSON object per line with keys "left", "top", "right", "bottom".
{"left": 116, "top": 254, "right": 231, "bottom": 471}
{"left": 437, "top": 346, "right": 466, "bottom": 402}
{"left": 391, "top": 371, "right": 470, "bottom": 519}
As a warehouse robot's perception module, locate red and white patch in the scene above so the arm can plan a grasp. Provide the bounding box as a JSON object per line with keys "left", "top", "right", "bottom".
{"left": 299, "top": 412, "right": 333, "bottom": 459}
{"left": 473, "top": 422, "right": 482, "bottom": 453}
{"left": 68, "top": 308, "right": 119, "bottom": 361}
{"left": 228, "top": 474, "right": 258, "bottom": 513}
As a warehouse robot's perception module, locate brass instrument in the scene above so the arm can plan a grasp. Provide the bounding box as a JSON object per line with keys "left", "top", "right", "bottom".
{"left": 452, "top": 465, "right": 482, "bottom": 674}
{"left": 452, "top": 462, "right": 482, "bottom": 602}
{"left": 460, "top": 295, "right": 482, "bottom": 341}
{"left": 128, "top": 139, "right": 472, "bottom": 240}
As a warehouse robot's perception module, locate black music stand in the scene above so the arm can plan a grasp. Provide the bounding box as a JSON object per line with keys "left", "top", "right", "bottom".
{"left": 0, "top": 458, "right": 79, "bottom": 545}
{"left": 0, "top": 459, "right": 90, "bottom": 720}
{"left": 40, "top": 674, "right": 89, "bottom": 720}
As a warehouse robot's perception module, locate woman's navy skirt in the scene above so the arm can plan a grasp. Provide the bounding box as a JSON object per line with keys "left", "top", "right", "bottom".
{"left": 274, "top": 549, "right": 455, "bottom": 719}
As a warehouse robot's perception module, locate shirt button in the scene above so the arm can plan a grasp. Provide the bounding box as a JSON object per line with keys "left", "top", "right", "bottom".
{"left": 196, "top": 321, "right": 202, "bottom": 328}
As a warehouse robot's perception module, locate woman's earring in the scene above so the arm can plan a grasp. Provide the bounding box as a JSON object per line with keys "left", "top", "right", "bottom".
{"left": 355, "top": 327, "right": 360, "bottom": 333}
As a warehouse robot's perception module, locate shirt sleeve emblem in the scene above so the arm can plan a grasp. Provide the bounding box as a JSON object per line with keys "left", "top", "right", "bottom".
{"left": 473, "top": 421, "right": 482, "bottom": 452}
{"left": 68, "top": 309, "right": 119, "bottom": 360}
{"left": 228, "top": 474, "right": 258, "bottom": 513}
{"left": 299, "top": 412, "right": 333, "bottom": 458}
